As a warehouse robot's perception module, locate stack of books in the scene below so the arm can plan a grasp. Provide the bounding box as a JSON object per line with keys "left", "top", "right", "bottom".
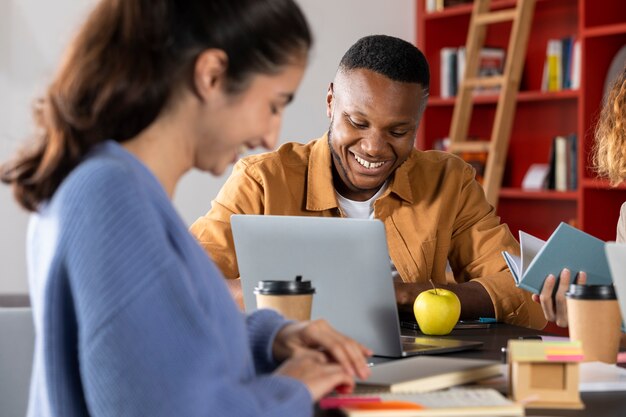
{"left": 545, "top": 133, "right": 578, "bottom": 191}
{"left": 320, "top": 355, "right": 523, "bottom": 416}
{"left": 440, "top": 47, "right": 505, "bottom": 98}
{"left": 541, "top": 36, "right": 581, "bottom": 92}
{"left": 522, "top": 133, "right": 578, "bottom": 192}
{"left": 433, "top": 137, "right": 488, "bottom": 185}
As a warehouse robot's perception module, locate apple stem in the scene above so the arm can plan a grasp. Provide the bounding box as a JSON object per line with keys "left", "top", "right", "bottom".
{"left": 429, "top": 279, "right": 438, "bottom": 296}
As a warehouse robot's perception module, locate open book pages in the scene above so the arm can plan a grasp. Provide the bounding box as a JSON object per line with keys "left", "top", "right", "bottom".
{"left": 502, "top": 231, "right": 546, "bottom": 284}
{"left": 325, "top": 387, "right": 523, "bottom": 416}
{"left": 501, "top": 222, "right": 611, "bottom": 294}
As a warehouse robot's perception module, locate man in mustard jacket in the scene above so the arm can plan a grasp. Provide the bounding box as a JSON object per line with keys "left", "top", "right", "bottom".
{"left": 190, "top": 35, "right": 546, "bottom": 329}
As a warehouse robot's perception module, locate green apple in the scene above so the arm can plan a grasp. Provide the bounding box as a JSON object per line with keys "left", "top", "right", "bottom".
{"left": 413, "top": 287, "right": 461, "bottom": 335}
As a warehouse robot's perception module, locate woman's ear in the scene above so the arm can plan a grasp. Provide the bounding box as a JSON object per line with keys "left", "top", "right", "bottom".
{"left": 194, "top": 49, "right": 229, "bottom": 101}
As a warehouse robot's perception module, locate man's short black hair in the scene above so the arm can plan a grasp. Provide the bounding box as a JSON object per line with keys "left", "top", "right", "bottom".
{"left": 338, "top": 35, "right": 430, "bottom": 89}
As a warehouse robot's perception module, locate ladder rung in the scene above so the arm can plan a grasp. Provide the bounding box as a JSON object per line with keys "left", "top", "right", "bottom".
{"left": 464, "top": 76, "right": 505, "bottom": 88}
{"left": 474, "top": 9, "right": 517, "bottom": 25}
{"left": 448, "top": 141, "right": 491, "bottom": 153}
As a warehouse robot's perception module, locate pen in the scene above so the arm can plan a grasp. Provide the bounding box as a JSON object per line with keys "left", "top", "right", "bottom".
{"left": 478, "top": 317, "right": 497, "bottom": 323}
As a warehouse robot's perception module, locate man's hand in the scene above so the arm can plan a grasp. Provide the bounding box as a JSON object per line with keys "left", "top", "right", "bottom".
{"left": 394, "top": 280, "right": 430, "bottom": 305}
{"left": 272, "top": 320, "right": 372, "bottom": 380}
{"left": 225, "top": 278, "right": 244, "bottom": 310}
{"left": 532, "top": 269, "right": 587, "bottom": 327}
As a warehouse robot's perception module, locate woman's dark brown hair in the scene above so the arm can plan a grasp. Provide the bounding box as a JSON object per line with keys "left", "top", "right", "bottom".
{"left": 1, "top": 0, "right": 311, "bottom": 211}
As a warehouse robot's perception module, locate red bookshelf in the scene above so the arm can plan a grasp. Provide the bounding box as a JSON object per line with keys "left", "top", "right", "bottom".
{"left": 417, "top": 0, "right": 626, "bottom": 242}
{"left": 428, "top": 89, "right": 578, "bottom": 106}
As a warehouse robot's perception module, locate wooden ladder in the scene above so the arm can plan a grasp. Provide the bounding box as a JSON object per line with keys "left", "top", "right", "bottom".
{"left": 448, "top": 0, "right": 536, "bottom": 208}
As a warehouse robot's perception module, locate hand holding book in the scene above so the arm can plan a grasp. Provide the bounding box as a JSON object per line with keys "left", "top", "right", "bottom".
{"left": 530, "top": 268, "right": 587, "bottom": 328}
{"left": 501, "top": 222, "right": 611, "bottom": 295}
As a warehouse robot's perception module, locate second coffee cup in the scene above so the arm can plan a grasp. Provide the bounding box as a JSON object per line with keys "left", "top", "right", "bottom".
{"left": 254, "top": 276, "right": 315, "bottom": 321}
{"left": 566, "top": 284, "right": 622, "bottom": 363}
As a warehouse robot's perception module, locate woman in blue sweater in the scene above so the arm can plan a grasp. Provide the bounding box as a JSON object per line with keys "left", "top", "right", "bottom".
{"left": 0, "top": 1, "right": 371, "bottom": 416}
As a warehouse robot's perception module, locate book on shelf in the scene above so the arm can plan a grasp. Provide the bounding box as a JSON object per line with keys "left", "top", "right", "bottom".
{"left": 432, "top": 137, "right": 487, "bottom": 184}
{"left": 544, "top": 133, "right": 577, "bottom": 191}
{"left": 555, "top": 135, "right": 568, "bottom": 191}
{"left": 440, "top": 47, "right": 458, "bottom": 98}
{"left": 354, "top": 356, "right": 502, "bottom": 394}
{"left": 459, "top": 150, "right": 487, "bottom": 184}
{"left": 521, "top": 163, "right": 550, "bottom": 190}
{"left": 426, "top": 0, "right": 472, "bottom": 12}
{"left": 439, "top": 46, "right": 504, "bottom": 98}
{"left": 475, "top": 47, "right": 505, "bottom": 95}
{"left": 321, "top": 387, "right": 523, "bottom": 416}
{"left": 571, "top": 40, "right": 581, "bottom": 90}
{"left": 432, "top": 137, "right": 450, "bottom": 151}
{"left": 541, "top": 36, "right": 579, "bottom": 92}
{"left": 501, "top": 222, "right": 612, "bottom": 295}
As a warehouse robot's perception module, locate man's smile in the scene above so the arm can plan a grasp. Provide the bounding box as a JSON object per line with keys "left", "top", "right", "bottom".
{"left": 352, "top": 153, "right": 387, "bottom": 169}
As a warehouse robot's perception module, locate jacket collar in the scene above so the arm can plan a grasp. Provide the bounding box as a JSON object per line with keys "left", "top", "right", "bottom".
{"left": 305, "top": 133, "right": 415, "bottom": 212}
{"left": 306, "top": 133, "right": 338, "bottom": 211}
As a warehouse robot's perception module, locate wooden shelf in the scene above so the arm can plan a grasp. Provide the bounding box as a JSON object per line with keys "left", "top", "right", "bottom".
{"left": 499, "top": 188, "right": 578, "bottom": 200}
{"left": 428, "top": 89, "right": 578, "bottom": 106}
{"left": 581, "top": 178, "right": 626, "bottom": 190}
{"left": 583, "top": 22, "right": 626, "bottom": 38}
{"left": 423, "top": 0, "right": 558, "bottom": 20}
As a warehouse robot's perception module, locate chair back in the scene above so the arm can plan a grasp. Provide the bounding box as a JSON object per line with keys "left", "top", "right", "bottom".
{"left": 0, "top": 295, "right": 34, "bottom": 417}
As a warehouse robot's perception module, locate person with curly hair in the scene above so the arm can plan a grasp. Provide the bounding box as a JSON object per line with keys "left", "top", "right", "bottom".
{"left": 534, "top": 67, "right": 626, "bottom": 329}
{"left": 594, "top": 67, "right": 626, "bottom": 242}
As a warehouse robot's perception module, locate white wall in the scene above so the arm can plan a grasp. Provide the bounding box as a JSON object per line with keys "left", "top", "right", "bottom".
{"left": 0, "top": 0, "right": 416, "bottom": 294}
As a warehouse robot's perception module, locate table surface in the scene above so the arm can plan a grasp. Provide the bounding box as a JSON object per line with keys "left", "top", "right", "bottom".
{"left": 315, "top": 323, "right": 626, "bottom": 417}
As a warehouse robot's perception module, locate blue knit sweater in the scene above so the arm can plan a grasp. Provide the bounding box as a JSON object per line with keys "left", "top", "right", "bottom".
{"left": 26, "top": 141, "right": 311, "bottom": 417}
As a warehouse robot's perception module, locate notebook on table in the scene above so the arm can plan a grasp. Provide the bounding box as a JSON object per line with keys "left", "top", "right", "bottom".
{"left": 322, "top": 388, "right": 523, "bottom": 416}
{"left": 231, "top": 214, "right": 483, "bottom": 358}
{"left": 354, "top": 355, "right": 501, "bottom": 393}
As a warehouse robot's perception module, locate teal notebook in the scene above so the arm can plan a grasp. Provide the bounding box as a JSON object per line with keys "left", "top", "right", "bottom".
{"left": 502, "top": 222, "right": 612, "bottom": 294}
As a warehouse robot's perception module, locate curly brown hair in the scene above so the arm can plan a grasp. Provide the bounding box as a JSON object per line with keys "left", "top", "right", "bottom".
{"left": 593, "top": 67, "right": 626, "bottom": 186}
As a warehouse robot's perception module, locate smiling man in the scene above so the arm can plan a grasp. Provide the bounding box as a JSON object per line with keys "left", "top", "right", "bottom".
{"left": 190, "top": 35, "right": 546, "bottom": 329}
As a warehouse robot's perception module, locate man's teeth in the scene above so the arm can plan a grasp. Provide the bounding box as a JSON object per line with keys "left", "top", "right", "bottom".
{"left": 354, "top": 154, "right": 384, "bottom": 169}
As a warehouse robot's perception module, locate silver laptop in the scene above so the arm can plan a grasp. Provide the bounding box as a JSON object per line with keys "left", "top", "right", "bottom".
{"left": 606, "top": 242, "right": 626, "bottom": 321}
{"left": 231, "top": 215, "right": 483, "bottom": 358}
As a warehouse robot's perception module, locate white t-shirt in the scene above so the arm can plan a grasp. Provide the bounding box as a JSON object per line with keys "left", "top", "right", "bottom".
{"left": 335, "top": 183, "right": 387, "bottom": 220}
{"left": 335, "top": 183, "right": 400, "bottom": 279}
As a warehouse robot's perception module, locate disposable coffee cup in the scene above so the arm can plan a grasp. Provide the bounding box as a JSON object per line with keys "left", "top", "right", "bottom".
{"left": 566, "top": 284, "right": 622, "bottom": 363}
{"left": 254, "top": 276, "right": 315, "bottom": 321}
